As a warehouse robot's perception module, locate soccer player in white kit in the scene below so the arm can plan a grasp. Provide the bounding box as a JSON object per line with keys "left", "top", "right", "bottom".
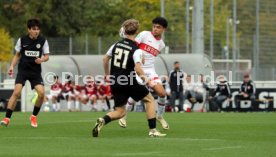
{"left": 119, "top": 17, "right": 169, "bottom": 129}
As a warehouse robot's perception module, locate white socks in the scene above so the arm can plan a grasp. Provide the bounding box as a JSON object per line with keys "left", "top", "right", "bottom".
{"left": 126, "top": 97, "right": 136, "bottom": 111}
{"left": 67, "top": 101, "right": 71, "bottom": 111}
{"left": 157, "top": 96, "right": 166, "bottom": 118}
{"left": 75, "top": 101, "right": 80, "bottom": 110}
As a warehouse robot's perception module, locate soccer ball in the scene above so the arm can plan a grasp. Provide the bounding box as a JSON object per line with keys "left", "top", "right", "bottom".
{"left": 44, "top": 106, "right": 50, "bottom": 112}
{"left": 174, "top": 106, "right": 179, "bottom": 112}
{"left": 183, "top": 104, "right": 191, "bottom": 112}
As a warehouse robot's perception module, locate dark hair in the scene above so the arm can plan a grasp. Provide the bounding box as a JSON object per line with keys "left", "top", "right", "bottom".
{"left": 152, "top": 17, "right": 168, "bottom": 28}
{"left": 27, "top": 18, "right": 41, "bottom": 29}
{"left": 174, "top": 61, "right": 179, "bottom": 65}
{"left": 54, "top": 75, "right": 59, "bottom": 80}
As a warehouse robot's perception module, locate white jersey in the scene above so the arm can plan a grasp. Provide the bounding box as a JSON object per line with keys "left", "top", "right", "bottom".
{"left": 135, "top": 31, "right": 165, "bottom": 69}
{"left": 194, "top": 82, "right": 206, "bottom": 94}
{"left": 183, "top": 81, "right": 196, "bottom": 93}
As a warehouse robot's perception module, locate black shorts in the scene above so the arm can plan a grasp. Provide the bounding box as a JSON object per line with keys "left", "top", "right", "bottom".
{"left": 111, "top": 83, "right": 149, "bottom": 107}
{"left": 15, "top": 72, "right": 44, "bottom": 89}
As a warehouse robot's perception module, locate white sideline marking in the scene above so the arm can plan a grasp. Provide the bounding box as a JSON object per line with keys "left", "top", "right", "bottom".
{"left": 161, "top": 138, "right": 224, "bottom": 141}
{"left": 1, "top": 136, "right": 78, "bottom": 140}
{"left": 43, "top": 119, "right": 94, "bottom": 124}
{"left": 113, "top": 152, "right": 160, "bottom": 156}
{"left": 14, "top": 119, "right": 95, "bottom": 126}
{"left": 203, "top": 146, "right": 243, "bottom": 151}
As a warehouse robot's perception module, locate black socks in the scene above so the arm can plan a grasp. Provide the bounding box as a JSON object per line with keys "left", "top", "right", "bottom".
{"left": 5, "top": 109, "right": 13, "bottom": 118}
{"left": 32, "top": 106, "right": 41, "bottom": 116}
{"left": 103, "top": 115, "right": 111, "bottom": 125}
{"left": 148, "top": 118, "right": 156, "bottom": 129}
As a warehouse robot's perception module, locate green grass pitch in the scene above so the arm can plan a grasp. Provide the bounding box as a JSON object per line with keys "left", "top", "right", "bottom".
{"left": 0, "top": 112, "right": 275, "bottom": 157}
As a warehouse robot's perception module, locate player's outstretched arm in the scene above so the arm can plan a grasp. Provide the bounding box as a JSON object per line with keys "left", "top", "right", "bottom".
{"left": 103, "top": 54, "right": 111, "bottom": 76}
{"left": 8, "top": 52, "right": 21, "bottom": 76}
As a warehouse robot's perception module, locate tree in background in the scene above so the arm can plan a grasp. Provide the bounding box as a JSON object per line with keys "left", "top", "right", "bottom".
{"left": 0, "top": 28, "right": 13, "bottom": 62}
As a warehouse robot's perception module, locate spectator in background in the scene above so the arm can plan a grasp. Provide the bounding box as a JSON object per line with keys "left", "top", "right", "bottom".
{"left": 61, "top": 76, "right": 75, "bottom": 112}
{"left": 183, "top": 74, "right": 197, "bottom": 108}
{"left": 169, "top": 61, "right": 184, "bottom": 112}
{"left": 81, "top": 76, "right": 98, "bottom": 111}
{"left": 72, "top": 81, "right": 83, "bottom": 111}
{"left": 46, "top": 75, "right": 63, "bottom": 112}
{"left": 192, "top": 74, "right": 210, "bottom": 110}
{"left": 234, "top": 74, "right": 256, "bottom": 111}
{"left": 209, "top": 75, "right": 232, "bottom": 111}
{"left": 195, "top": 74, "right": 209, "bottom": 101}
{"left": 97, "top": 81, "right": 108, "bottom": 111}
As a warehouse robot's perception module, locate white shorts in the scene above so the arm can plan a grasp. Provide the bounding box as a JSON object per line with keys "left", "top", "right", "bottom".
{"left": 62, "top": 91, "right": 75, "bottom": 98}
{"left": 47, "top": 90, "right": 60, "bottom": 100}
{"left": 136, "top": 68, "right": 162, "bottom": 85}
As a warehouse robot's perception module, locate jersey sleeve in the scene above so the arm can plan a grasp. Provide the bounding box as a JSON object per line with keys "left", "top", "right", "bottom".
{"left": 133, "top": 49, "right": 143, "bottom": 64}
{"left": 15, "top": 38, "right": 21, "bottom": 52}
{"left": 160, "top": 40, "right": 166, "bottom": 51}
{"left": 42, "top": 40, "right": 50, "bottom": 54}
{"left": 135, "top": 31, "right": 147, "bottom": 44}
{"left": 106, "top": 44, "right": 115, "bottom": 57}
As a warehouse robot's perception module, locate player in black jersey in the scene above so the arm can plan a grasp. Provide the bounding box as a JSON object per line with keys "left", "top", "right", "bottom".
{"left": 0, "top": 18, "right": 49, "bottom": 128}
{"left": 92, "top": 19, "right": 166, "bottom": 137}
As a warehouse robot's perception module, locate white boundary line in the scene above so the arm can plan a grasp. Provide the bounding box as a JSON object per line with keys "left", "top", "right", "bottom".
{"left": 113, "top": 152, "right": 161, "bottom": 156}
{"left": 203, "top": 146, "right": 243, "bottom": 151}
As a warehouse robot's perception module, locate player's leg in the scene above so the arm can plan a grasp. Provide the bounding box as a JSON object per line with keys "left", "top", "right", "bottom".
{"left": 118, "top": 97, "right": 136, "bottom": 128}
{"left": 51, "top": 95, "right": 57, "bottom": 111}
{"left": 30, "top": 84, "right": 45, "bottom": 128}
{"left": 92, "top": 87, "right": 128, "bottom": 137}
{"left": 216, "top": 95, "right": 227, "bottom": 112}
{"left": 66, "top": 95, "right": 72, "bottom": 112}
{"left": 1, "top": 84, "right": 23, "bottom": 126}
{"left": 90, "top": 95, "right": 98, "bottom": 111}
{"left": 142, "top": 93, "right": 166, "bottom": 137}
{"left": 152, "top": 83, "right": 169, "bottom": 130}
{"left": 170, "top": 91, "right": 177, "bottom": 112}
{"left": 75, "top": 95, "right": 80, "bottom": 111}
{"left": 56, "top": 94, "right": 63, "bottom": 111}
{"left": 98, "top": 95, "right": 104, "bottom": 111}
{"left": 105, "top": 96, "right": 111, "bottom": 110}
{"left": 178, "top": 91, "right": 184, "bottom": 112}
{"left": 92, "top": 106, "right": 126, "bottom": 137}
{"left": 234, "top": 94, "right": 242, "bottom": 111}
{"left": 130, "top": 83, "right": 166, "bottom": 137}
{"left": 102, "top": 95, "right": 109, "bottom": 111}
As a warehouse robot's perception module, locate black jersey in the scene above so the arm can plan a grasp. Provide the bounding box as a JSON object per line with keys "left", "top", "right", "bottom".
{"left": 169, "top": 69, "right": 184, "bottom": 92}
{"left": 239, "top": 80, "right": 256, "bottom": 97}
{"left": 212, "top": 81, "right": 232, "bottom": 98}
{"left": 110, "top": 38, "right": 139, "bottom": 80}
{"left": 108, "top": 38, "right": 149, "bottom": 107}
{"left": 18, "top": 35, "right": 46, "bottom": 74}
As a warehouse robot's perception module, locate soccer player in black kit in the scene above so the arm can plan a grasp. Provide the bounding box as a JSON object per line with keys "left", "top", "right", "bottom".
{"left": 92, "top": 19, "right": 166, "bottom": 137}
{"left": 0, "top": 18, "right": 49, "bottom": 128}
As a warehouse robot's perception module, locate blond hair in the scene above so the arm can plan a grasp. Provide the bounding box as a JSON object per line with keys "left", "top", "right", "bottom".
{"left": 122, "top": 19, "right": 139, "bottom": 35}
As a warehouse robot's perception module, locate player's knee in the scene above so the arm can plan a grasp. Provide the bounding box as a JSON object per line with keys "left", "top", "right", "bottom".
{"left": 36, "top": 90, "right": 45, "bottom": 99}
{"left": 121, "top": 111, "right": 126, "bottom": 118}
{"left": 159, "top": 92, "right": 166, "bottom": 98}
